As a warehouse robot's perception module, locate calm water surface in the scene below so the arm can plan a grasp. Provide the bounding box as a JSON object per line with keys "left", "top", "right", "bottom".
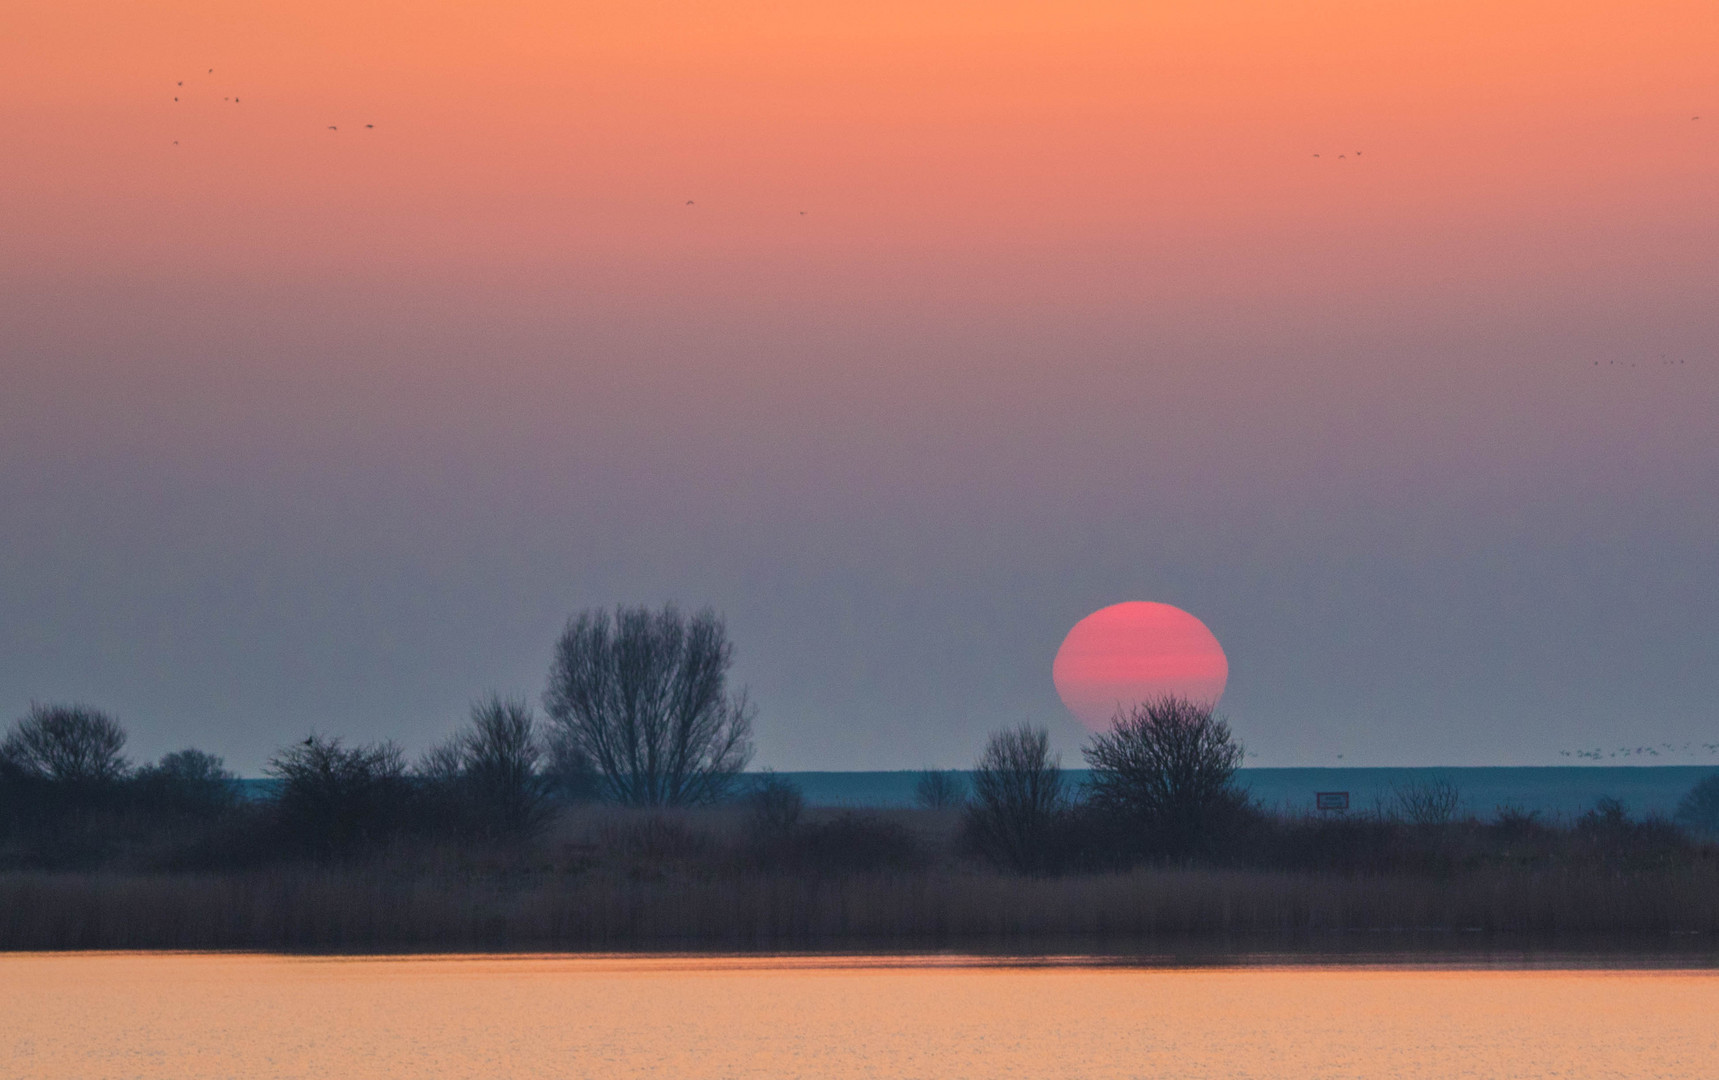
{"left": 4, "top": 954, "right": 1717, "bottom": 1079}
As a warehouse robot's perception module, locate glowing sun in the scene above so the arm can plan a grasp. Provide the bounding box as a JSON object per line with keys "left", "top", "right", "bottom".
{"left": 1052, "top": 601, "right": 1229, "bottom": 731}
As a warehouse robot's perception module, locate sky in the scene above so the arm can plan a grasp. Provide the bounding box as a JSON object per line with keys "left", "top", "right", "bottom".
{"left": 2, "top": 0, "right": 1716, "bottom": 773}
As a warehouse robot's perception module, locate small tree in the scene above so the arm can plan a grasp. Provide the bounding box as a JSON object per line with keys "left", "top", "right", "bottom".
{"left": 268, "top": 735, "right": 411, "bottom": 858}
{"left": 543, "top": 604, "right": 753, "bottom": 806}
{"left": 965, "top": 725, "right": 1064, "bottom": 872}
{"left": 746, "top": 770, "right": 805, "bottom": 839}
{"left": 423, "top": 696, "right": 552, "bottom": 839}
{"left": 1675, "top": 774, "right": 1719, "bottom": 838}
{"left": 1392, "top": 777, "right": 1461, "bottom": 826}
{"left": 1082, "top": 696, "right": 1244, "bottom": 856}
{"left": 0, "top": 704, "right": 130, "bottom": 786}
{"left": 914, "top": 768, "right": 966, "bottom": 809}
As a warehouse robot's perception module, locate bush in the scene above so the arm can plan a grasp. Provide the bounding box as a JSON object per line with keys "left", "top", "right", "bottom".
{"left": 132, "top": 750, "right": 240, "bottom": 817}
{"left": 1081, "top": 696, "right": 1245, "bottom": 857}
{"left": 1392, "top": 778, "right": 1462, "bottom": 826}
{"left": 418, "top": 697, "right": 556, "bottom": 840}
{"left": 0, "top": 705, "right": 132, "bottom": 832}
{"left": 1674, "top": 775, "right": 1719, "bottom": 838}
{"left": 268, "top": 735, "right": 412, "bottom": 858}
{"left": 454, "top": 696, "right": 553, "bottom": 839}
{"left": 1574, "top": 797, "right": 1692, "bottom": 869}
{"left": 913, "top": 769, "right": 966, "bottom": 809}
{"left": 790, "top": 813, "right": 926, "bottom": 875}
{"left": 964, "top": 725, "right": 1065, "bottom": 872}
{"left": 745, "top": 771, "right": 804, "bottom": 839}
{"left": 0, "top": 704, "right": 129, "bottom": 786}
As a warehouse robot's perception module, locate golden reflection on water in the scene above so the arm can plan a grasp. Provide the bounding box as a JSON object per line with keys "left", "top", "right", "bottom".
{"left": 4, "top": 953, "right": 1717, "bottom": 1078}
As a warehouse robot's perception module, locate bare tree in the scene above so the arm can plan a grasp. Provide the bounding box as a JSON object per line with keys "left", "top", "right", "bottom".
{"left": 1082, "top": 696, "right": 1244, "bottom": 854}
{"left": 417, "top": 696, "right": 554, "bottom": 838}
{"left": 268, "top": 735, "right": 411, "bottom": 857}
{"left": 1392, "top": 777, "right": 1462, "bottom": 826}
{"left": 965, "top": 725, "right": 1064, "bottom": 871}
{"left": 461, "top": 696, "right": 552, "bottom": 837}
{"left": 746, "top": 770, "right": 805, "bottom": 839}
{"left": 543, "top": 605, "right": 753, "bottom": 806}
{"left": 914, "top": 768, "right": 966, "bottom": 809}
{"left": 0, "top": 704, "right": 129, "bottom": 786}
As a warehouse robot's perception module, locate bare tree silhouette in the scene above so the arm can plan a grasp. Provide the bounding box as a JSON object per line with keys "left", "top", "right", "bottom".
{"left": 966, "top": 725, "right": 1064, "bottom": 871}
{"left": 543, "top": 605, "right": 753, "bottom": 806}
{"left": 0, "top": 704, "right": 129, "bottom": 786}
{"left": 914, "top": 768, "right": 966, "bottom": 809}
{"left": 1083, "top": 696, "right": 1244, "bottom": 855}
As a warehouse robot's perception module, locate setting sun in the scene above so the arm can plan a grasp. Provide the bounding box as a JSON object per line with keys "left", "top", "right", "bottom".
{"left": 1052, "top": 601, "right": 1229, "bottom": 730}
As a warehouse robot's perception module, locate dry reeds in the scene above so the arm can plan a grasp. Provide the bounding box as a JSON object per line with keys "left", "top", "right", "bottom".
{"left": 3, "top": 860, "right": 1716, "bottom": 952}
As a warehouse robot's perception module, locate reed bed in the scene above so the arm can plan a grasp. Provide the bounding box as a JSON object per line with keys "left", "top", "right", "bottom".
{"left": 3, "top": 861, "right": 1716, "bottom": 952}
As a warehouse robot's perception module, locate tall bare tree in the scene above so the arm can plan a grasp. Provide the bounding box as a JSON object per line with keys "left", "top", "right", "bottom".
{"left": 543, "top": 604, "right": 753, "bottom": 806}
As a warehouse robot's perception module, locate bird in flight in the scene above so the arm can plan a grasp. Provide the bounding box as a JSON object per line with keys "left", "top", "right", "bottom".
{"left": 686, "top": 200, "right": 694, "bottom": 205}
{"left": 365, "top": 124, "right": 374, "bottom": 128}
{"left": 328, "top": 125, "right": 338, "bottom": 131}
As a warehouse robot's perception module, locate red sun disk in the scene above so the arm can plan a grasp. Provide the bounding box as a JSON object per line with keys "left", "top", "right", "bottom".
{"left": 1052, "top": 602, "right": 1228, "bottom": 731}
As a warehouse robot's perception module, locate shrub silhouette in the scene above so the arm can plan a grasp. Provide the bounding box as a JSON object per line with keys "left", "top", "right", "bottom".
{"left": 431, "top": 696, "right": 554, "bottom": 839}
{"left": 268, "top": 735, "right": 411, "bottom": 858}
{"left": 1082, "top": 696, "right": 1244, "bottom": 857}
{"left": 133, "top": 749, "right": 240, "bottom": 817}
{"left": 965, "top": 725, "right": 1065, "bottom": 872}
{"left": 1391, "top": 777, "right": 1462, "bottom": 826}
{"left": 913, "top": 769, "right": 966, "bottom": 809}
{"left": 745, "top": 770, "right": 805, "bottom": 839}
{"left": 1674, "top": 775, "right": 1719, "bottom": 838}
{"left": 1, "top": 704, "right": 130, "bottom": 787}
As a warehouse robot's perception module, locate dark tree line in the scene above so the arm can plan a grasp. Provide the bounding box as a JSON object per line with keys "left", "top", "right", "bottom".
{"left": 0, "top": 604, "right": 758, "bottom": 864}
{"left": 7, "top": 609, "right": 1715, "bottom": 876}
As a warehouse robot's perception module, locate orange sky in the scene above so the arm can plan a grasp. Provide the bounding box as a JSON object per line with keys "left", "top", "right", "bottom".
{"left": 6, "top": 0, "right": 1716, "bottom": 293}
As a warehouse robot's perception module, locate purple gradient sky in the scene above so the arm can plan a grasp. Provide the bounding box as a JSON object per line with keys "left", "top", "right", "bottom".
{"left": 2, "top": 0, "right": 1716, "bottom": 771}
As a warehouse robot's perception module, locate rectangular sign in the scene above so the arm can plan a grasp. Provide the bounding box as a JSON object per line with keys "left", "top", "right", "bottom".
{"left": 1315, "top": 791, "right": 1350, "bottom": 811}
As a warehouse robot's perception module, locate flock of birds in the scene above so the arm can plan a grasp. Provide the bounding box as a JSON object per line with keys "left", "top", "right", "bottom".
{"left": 1561, "top": 743, "right": 1719, "bottom": 760}
{"left": 167, "top": 68, "right": 375, "bottom": 144}
{"left": 166, "top": 67, "right": 1706, "bottom": 233}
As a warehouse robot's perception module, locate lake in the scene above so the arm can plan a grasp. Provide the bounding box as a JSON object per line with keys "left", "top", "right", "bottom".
{"left": 4, "top": 954, "right": 1716, "bottom": 1078}
{"left": 781, "top": 766, "right": 1719, "bottom": 817}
